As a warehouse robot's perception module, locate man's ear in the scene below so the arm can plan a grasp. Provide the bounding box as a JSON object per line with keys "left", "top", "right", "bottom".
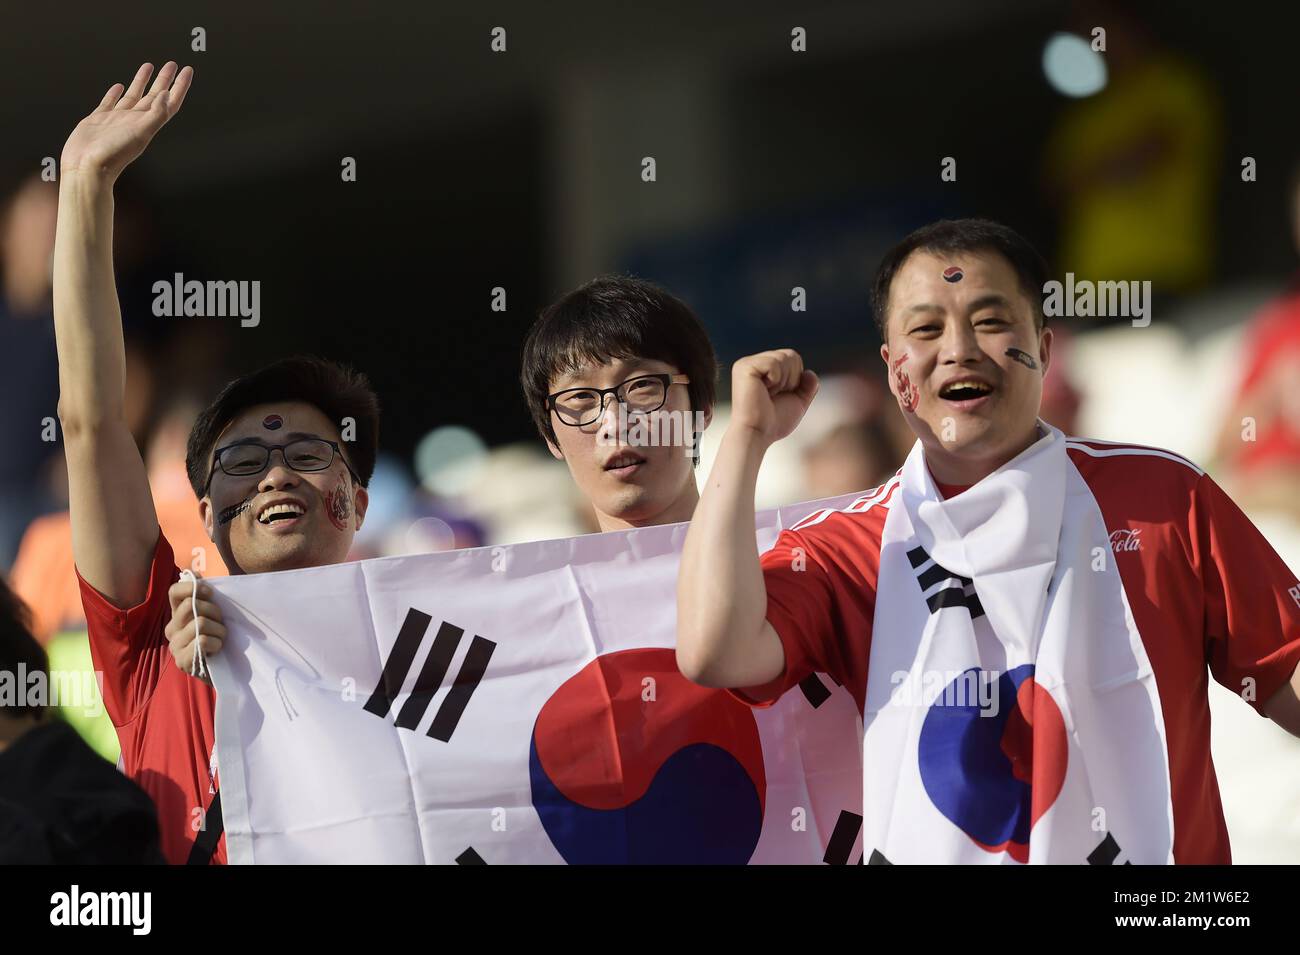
{"left": 198, "top": 499, "right": 215, "bottom": 542}
{"left": 880, "top": 343, "right": 897, "bottom": 399}
{"left": 545, "top": 437, "right": 564, "bottom": 462}
{"left": 700, "top": 403, "right": 715, "bottom": 432}
{"left": 353, "top": 485, "right": 369, "bottom": 532}
{"left": 1038, "top": 327, "right": 1053, "bottom": 378}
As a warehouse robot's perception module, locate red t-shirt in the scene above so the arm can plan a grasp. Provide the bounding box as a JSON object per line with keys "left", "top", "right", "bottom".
{"left": 77, "top": 532, "right": 226, "bottom": 865}
{"left": 933, "top": 479, "right": 970, "bottom": 500}
{"left": 740, "top": 440, "right": 1300, "bottom": 863}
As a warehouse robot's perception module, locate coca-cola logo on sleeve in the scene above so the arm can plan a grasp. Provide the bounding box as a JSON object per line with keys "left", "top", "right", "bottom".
{"left": 1108, "top": 528, "right": 1142, "bottom": 552}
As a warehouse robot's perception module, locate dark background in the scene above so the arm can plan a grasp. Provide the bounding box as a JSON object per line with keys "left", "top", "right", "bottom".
{"left": 4, "top": 0, "right": 1296, "bottom": 464}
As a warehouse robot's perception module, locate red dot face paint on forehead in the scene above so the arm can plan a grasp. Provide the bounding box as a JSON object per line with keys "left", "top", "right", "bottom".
{"left": 263, "top": 414, "right": 283, "bottom": 431}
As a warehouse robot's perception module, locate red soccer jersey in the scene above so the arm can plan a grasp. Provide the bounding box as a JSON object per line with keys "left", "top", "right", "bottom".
{"left": 78, "top": 532, "right": 226, "bottom": 865}
{"left": 740, "top": 439, "right": 1300, "bottom": 863}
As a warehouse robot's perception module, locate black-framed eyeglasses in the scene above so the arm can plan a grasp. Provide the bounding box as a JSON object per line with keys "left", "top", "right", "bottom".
{"left": 546, "top": 373, "right": 690, "bottom": 427}
{"left": 202, "top": 437, "right": 360, "bottom": 495}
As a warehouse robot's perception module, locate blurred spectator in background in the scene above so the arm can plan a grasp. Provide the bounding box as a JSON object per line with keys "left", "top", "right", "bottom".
{"left": 0, "top": 171, "right": 178, "bottom": 573}
{"left": 0, "top": 173, "right": 61, "bottom": 571}
{"left": 9, "top": 397, "right": 229, "bottom": 646}
{"left": 455, "top": 444, "right": 592, "bottom": 543}
{"left": 1037, "top": 324, "right": 1083, "bottom": 435}
{"left": 797, "top": 374, "right": 904, "bottom": 499}
{"left": 1213, "top": 160, "right": 1300, "bottom": 523}
{"left": 7, "top": 513, "right": 80, "bottom": 648}
{"left": 0, "top": 579, "right": 164, "bottom": 862}
{"left": 802, "top": 419, "right": 897, "bottom": 500}
{"left": 1044, "top": 2, "right": 1222, "bottom": 309}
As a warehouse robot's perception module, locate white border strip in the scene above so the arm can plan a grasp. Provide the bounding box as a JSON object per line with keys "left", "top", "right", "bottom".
{"left": 1066, "top": 440, "right": 1204, "bottom": 476}
{"left": 791, "top": 474, "right": 903, "bottom": 531}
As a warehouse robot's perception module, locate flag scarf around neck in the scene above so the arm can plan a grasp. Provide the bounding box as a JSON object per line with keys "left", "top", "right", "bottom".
{"left": 862, "top": 419, "right": 1174, "bottom": 864}
{"left": 208, "top": 498, "right": 866, "bottom": 864}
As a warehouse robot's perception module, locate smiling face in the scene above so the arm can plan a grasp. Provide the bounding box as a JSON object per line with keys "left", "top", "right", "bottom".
{"left": 545, "top": 357, "right": 711, "bottom": 531}
{"left": 879, "top": 249, "right": 1052, "bottom": 484}
{"left": 198, "top": 401, "right": 369, "bottom": 574}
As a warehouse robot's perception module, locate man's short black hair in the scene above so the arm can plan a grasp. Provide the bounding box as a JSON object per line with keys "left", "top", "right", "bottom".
{"left": 520, "top": 275, "right": 718, "bottom": 451}
{"left": 0, "top": 581, "right": 48, "bottom": 721}
{"left": 871, "top": 218, "right": 1050, "bottom": 340}
{"left": 185, "top": 356, "right": 380, "bottom": 498}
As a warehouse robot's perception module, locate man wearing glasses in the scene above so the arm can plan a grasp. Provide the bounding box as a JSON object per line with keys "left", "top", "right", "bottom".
{"left": 519, "top": 275, "right": 717, "bottom": 531}
{"left": 159, "top": 273, "right": 718, "bottom": 866}
{"left": 54, "top": 62, "right": 379, "bottom": 865}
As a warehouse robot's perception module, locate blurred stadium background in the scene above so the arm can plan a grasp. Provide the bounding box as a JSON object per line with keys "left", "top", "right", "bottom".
{"left": 2, "top": 0, "right": 1298, "bottom": 860}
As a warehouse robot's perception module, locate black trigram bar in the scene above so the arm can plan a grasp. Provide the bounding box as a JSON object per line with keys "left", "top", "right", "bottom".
{"left": 362, "top": 608, "right": 496, "bottom": 742}
{"left": 364, "top": 609, "right": 433, "bottom": 719}
{"left": 428, "top": 635, "right": 495, "bottom": 742}
{"left": 926, "top": 586, "right": 986, "bottom": 618}
{"left": 823, "top": 809, "right": 863, "bottom": 865}
{"left": 917, "top": 562, "right": 971, "bottom": 592}
{"left": 798, "top": 674, "right": 832, "bottom": 709}
{"left": 456, "top": 847, "right": 487, "bottom": 865}
{"left": 910, "top": 542, "right": 986, "bottom": 619}
{"left": 396, "top": 620, "right": 465, "bottom": 730}
{"left": 1087, "top": 831, "right": 1132, "bottom": 865}
{"left": 867, "top": 848, "right": 891, "bottom": 865}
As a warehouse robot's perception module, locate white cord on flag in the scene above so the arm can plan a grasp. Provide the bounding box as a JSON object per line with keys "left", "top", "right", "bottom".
{"left": 179, "top": 569, "right": 207, "bottom": 681}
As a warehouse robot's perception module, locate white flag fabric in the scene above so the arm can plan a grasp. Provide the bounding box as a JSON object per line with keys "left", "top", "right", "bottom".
{"left": 209, "top": 495, "right": 865, "bottom": 864}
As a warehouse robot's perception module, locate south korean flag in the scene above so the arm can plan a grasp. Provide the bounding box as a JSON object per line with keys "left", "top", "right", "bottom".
{"left": 209, "top": 494, "right": 866, "bottom": 864}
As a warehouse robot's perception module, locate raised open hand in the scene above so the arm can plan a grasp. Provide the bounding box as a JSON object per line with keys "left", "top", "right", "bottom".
{"left": 60, "top": 61, "right": 193, "bottom": 179}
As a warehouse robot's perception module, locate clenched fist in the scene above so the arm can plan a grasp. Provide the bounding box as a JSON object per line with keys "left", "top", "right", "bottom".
{"left": 61, "top": 61, "right": 193, "bottom": 180}
{"left": 729, "top": 349, "right": 819, "bottom": 445}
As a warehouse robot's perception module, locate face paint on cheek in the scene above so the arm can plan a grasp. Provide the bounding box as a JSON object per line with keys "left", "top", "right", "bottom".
{"left": 217, "top": 498, "right": 251, "bottom": 526}
{"left": 891, "top": 355, "right": 920, "bottom": 413}
{"left": 1005, "top": 347, "right": 1039, "bottom": 371}
{"left": 325, "top": 476, "right": 352, "bottom": 532}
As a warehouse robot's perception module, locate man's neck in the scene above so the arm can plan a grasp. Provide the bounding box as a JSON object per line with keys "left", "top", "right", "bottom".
{"left": 923, "top": 421, "right": 1043, "bottom": 487}
{"left": 594, "top": 474, "right": 701, "bottom": 532}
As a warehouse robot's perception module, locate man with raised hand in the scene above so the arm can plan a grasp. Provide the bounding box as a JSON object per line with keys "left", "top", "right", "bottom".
{"left": 55, "top": 63, "right": 379, "bottom": 864}
{"left": 677, "top": 218, "right": 1300, "bottom": 864}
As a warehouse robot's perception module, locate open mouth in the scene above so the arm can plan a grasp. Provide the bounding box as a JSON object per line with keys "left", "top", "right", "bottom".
{"left": 603, "top": 452, "right": 647, "bottom": 476}
{"left": 257, "top": 501, "right": 307, "bottom": 525}
{"left": 938, "top": 380, "right": 995, "bottom": 406}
